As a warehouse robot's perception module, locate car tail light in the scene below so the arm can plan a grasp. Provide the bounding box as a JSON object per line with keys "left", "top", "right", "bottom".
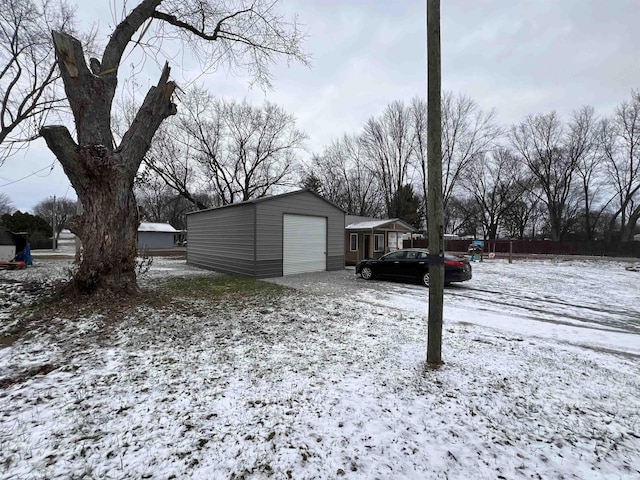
{"left": 444, "top": 259, "right": 465, "bottom": 267}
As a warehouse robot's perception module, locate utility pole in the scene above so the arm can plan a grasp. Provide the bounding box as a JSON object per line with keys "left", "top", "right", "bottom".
{"left": 426, "top": 0, "right": 445, "bottom": 364}
{"left": 52, "top": 195, "right": 57, "bottom": 251}
{"left": 75, "top": 199, "right": 83, "bottom": 262}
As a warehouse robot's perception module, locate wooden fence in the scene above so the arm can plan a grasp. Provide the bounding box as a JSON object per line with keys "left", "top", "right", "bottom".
{"left": 403, "top": 238, "right": 640, "bottom": 258}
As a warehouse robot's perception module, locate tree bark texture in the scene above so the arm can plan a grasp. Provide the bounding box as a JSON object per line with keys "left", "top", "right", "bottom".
{"left": 41, "top": 23, "right": 176, "bottom": 294}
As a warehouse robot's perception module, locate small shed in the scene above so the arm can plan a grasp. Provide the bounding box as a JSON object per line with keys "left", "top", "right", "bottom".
{"left": 0, "top": 226, "right": 26, "bottom": 261}
{"left": 345, "top": 215, "right": 417, "bottom": 265}
{"left": 186, "top": 189, "right": 345, "bottom": 278}
{"left": 137, "top": 222, "right": 178, "bottom": 250}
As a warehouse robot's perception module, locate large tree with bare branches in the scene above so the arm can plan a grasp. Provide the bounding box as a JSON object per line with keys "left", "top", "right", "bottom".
{"left": 184, "top": 94, "right": 306, "bottom": 205}
{"left": 301, "top": 134, "right": 384, "bottom": 217}
{"left": 510, "top": 110, "right": 591, "bottom": 241}
{"left": 33, "top": 195, "right": 77, "bottom": 240}
{"left": 39, "top": 0, "right": 308, "bottom": 294}
{"left": 600, "top": 90, "right": 640, "bottom": 243}
{"left": 440, "top": 91, "right": 501, "bottom": 213}
{"left": 361, "top": 100, "right": 416, "bottom": 219}
{"left": 144, "top": 87, "right": 306, "bottom": 209}
{"left": 0, "top": 0, "right": 79, "bottom": 163}
{"left": 461, "top": 148, "right": 525, "bottom": 239}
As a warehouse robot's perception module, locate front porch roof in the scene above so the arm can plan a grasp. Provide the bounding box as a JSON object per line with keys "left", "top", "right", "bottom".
{"left": 345, "top": 216, "right": 417, "bottom": 232}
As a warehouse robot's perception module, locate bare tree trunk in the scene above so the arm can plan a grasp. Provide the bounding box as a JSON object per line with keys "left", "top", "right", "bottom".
{"left": 41, "top": 26, "right": 176, "bottom": 295}
{"left": 621, "top": 206, "right": 640, "bottom": 242}
{"left": 40, "top": 127, "right": 143, "bottom": 293}
{"left": 69, "top": 172, "right": 139, "bottom": 292}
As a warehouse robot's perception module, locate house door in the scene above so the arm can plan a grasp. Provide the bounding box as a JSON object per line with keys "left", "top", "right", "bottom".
{"left": 364, "top": 234, "right": 371, "bottom": 259}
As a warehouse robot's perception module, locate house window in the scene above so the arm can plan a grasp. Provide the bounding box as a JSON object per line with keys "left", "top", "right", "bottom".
{"left": 374, "top": 233, "right": 384, "bottom": 252}
{"left": 350, "top": 233, "right": 358, "bottom": 251}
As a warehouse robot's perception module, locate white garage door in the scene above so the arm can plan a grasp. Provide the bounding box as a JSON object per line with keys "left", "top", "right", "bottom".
{"left": 283, "top": 214, "right": 327, "bottom": 275}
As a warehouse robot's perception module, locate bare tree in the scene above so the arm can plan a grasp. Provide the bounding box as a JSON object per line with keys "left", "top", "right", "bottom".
{"left": 144, "top": 118, "right": 210, "bottom": 211}
{"left": 0, "top": 192, "right": 13, "bottom": 214}
{"left": 462, "top": 148, "right": 524, "bottom": 239}
{"left": 572, "top": 107, "right": 609, "bottom": 241}
{"left": 39, "top": 0, "right": 309, "bottom": 294}
{"left": 0, "top": 0, "right": 82, "bottom": 163}
{"left": 145, "top": 87, "right": 305, "bottom": 210}
{"left": 412, "top": 94, "right": 501, "bottom": 227}
{"left": 410, "top": 97, "right": 428, "bottom": 227}
{"left": 444, "top": 195, "right": 481, "bottom": 237}
{"left": 510, "top": 111, "right": 587, "bottom": 241}
{"left": 188, "top": 96, "right": 307, "bottom": 204}
{"left": 302, "top": 134, "right": 383, "bottom": 217}
{"left": 501, "top": 190, "right": 544, "bottom": 239}
{"left": 135, "top": 172, "right": 204, "bottom": 229}
{"left": 361, "top": 100, "right": 416, "bottom": 218}
{"left": 33, "top": 195, "right": 76, "bottom": 240}
{"left": 441, "top": 91, "right": 501, "bottom": 212}
{"left": 600, "top": 90, "right": 640, "bottom": 243}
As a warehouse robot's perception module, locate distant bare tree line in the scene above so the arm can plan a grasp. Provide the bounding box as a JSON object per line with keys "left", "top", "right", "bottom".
{"left": 134, "top": 87, "right": 640, "bottom": 246}
{"left": 301, "top": 90, "right": 640, "bottom": 245}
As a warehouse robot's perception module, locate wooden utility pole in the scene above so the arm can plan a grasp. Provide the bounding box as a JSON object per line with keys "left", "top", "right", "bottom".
{"left": 426, "top": 0, "right": 445, "bottom": 364}
{"left": 52, "top": 195, "right": 57, "bottom": 251}
{"left": 75, "top": 199, "right": 82, "bottom": 262}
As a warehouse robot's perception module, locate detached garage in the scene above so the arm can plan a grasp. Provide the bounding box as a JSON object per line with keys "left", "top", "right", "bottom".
{"left": 186, "top": 189, "right": 345, "bottom": 278}
{"left": 137, "top": 222, "right": 178, "bottom": 250}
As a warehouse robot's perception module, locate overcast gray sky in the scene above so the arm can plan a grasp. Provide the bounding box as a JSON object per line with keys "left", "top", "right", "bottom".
{"left": 2, "top": 0, "right": 640, "bottom": 212}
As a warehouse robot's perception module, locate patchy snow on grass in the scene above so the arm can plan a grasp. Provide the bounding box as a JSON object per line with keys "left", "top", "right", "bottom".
{"left": 1, "top": 257, "right": 639, "bottom": 479}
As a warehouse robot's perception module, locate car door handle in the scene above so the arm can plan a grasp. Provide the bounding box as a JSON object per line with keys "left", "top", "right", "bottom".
{"left": 419, "top": 261, "right": 425, "bottom": 264}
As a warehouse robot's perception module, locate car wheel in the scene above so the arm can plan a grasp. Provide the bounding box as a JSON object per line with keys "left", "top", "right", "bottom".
{"left": 360, "top": 266, "right": 374, "bottom": 280}
{"left": 422, "top": 271, "right": 430, "bottom": 287}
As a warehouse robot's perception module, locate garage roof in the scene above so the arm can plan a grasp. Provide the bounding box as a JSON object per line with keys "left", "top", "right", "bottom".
{"left": 138, "top": 222, "right": 178, "bottom": 233}
{"left": 186, "top": 189, "right": 345, "bottom": 215}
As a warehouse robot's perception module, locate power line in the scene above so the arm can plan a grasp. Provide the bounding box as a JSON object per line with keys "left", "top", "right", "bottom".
{"left": 0, "top": 162, "right": 56, "bottom": 187}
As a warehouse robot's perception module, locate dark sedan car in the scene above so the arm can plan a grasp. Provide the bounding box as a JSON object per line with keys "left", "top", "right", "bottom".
{"left": 355, "top": 248, "right": 472, "bottom": 287}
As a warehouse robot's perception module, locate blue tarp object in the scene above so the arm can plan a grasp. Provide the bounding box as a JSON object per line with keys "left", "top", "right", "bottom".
{"left": 14, "top": 243, "right": 32, "bottom": 265}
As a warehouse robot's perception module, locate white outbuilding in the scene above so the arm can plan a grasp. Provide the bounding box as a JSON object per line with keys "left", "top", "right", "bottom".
{"left": 137, "top": 222, "right": 178, "bottom": 250}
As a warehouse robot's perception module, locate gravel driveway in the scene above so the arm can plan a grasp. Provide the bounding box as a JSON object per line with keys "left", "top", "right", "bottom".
{"left": 261, "top": 266, "right": 401, "bottom": 296}
{"left": 263, "top": 267, "right": 356, "bottom": 295}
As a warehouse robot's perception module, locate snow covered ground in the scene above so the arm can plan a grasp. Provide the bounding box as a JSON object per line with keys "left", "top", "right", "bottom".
{"left": 1, "top": 256, "right": 639, "bottom": 479}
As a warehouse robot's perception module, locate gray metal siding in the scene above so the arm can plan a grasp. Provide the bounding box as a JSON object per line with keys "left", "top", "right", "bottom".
{"left": 255, "top": 191, "right": 344, "bottom": 277}
{"left": 137, "top": 232, "right": 174, "bottom": 249}
{"left": 186, "top": 205, "right": 256, "bottom": 276}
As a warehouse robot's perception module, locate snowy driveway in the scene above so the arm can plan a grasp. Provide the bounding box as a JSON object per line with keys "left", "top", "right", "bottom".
{"left": 266, "top": 258, "right": 640, "bottom": 357}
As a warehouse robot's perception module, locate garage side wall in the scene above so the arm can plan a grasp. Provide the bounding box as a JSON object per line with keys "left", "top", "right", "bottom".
{"left": 255, "top": 192, "right": 344, "bottom": 278}
{"left": 137, "top": 232, "right": 174, "bottom": 250}
{"left": 0, "top": 245, "right": 16, "bottom": 262}
{"left": 186, "top": 205, "right": 256, "bottom": 276}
